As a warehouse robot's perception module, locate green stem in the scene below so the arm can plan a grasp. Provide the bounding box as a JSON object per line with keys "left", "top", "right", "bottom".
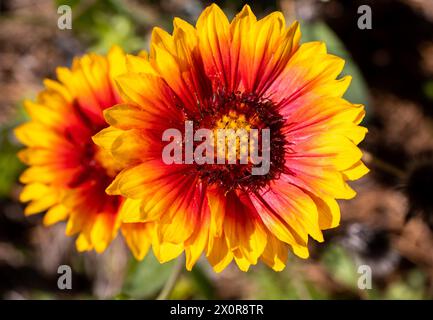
{"left": 156, "top": 256, "right": 184, "bottom": 300}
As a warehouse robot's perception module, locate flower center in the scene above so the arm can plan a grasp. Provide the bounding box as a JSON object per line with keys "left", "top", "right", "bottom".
{"left": 192, "top": 92, "right": 287, "bottom": 192}
{"left": 212, "top": 110, "right": 254, "bottom": 163}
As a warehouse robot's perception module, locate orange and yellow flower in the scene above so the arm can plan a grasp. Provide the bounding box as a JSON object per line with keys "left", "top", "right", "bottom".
{"left": 93, "top": 4, "right": 369, "bottom": 272}
{"left": 95, "top": 4, "right": 368, "bottom": 272}
{"left": 15, "top": 46, "right": 152, "bottom": 259}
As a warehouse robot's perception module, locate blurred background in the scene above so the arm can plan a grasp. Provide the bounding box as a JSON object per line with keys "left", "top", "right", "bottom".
{"left": 1, "top": 0, "right": 433, "bottom": 300}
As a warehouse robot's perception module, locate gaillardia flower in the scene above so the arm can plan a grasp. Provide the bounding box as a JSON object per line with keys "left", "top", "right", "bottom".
{"left": 15, "top": 47, "right": 152, "bottom": 258}
{"left": 95, "top": 4, "right": 368, "bottom": 272}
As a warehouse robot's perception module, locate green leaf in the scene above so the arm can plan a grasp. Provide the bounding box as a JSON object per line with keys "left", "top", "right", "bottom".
{"left": 252, "top": 266, "right": 296, "bottom": 299}
{"left": 423, "top": 80, "right": 433, "bottom": 101}
{"left": 190, "top": 264, "right": 216, "bottom": 299}
{"left": 55, "top": 0, "right": 145, "bottom": 53}
{"left": 122, "top": 251, "right": 175, "bottom": 299}
{"left": 87, "top": 13, "right": 145, "bottom": 54}
{"left": 385, "top": 269, "right": 426, "bottom": 300}
{"left": 250, "top": 262, "right": 328, "bottom": 300}
{"left": 0, "top": 108, "right": 26, "bottom": 199}
{"left": 321, "top": 244, "right": 358, "bottom": 289}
